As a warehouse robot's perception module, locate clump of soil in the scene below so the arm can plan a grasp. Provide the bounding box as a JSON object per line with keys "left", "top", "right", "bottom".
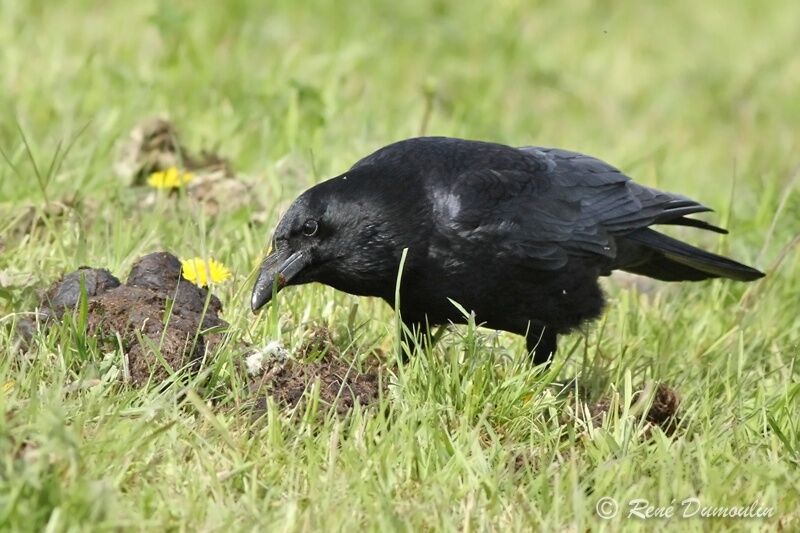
{"left": 114, "top": 117, "right": 260, "bottom": 217}
{"left": 248, "top": 327, "right": 385, "bottom": 417}
{"left": 588, "top": 382, "right": 681, "bottom": 437}
{"left": 31, "top": 252, "right": 227, "bottom": 385}
{"left": 638, "top": 383, "right": 680, "bottom": 433}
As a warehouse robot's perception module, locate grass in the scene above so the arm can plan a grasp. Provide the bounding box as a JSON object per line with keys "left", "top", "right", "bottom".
{"left": 1, "top": 0, "right": 799, "bottom": 530}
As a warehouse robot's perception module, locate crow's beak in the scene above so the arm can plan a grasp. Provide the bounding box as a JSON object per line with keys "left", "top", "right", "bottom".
{"left": 251, "top": 247, "right": 310, "bottom": 313}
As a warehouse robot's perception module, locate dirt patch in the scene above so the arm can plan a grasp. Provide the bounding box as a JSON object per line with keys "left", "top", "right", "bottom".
{"left": 114, "top": 117, "right": 261, "bottom": 217}
{"left": 0, "top": 197, "right": 101, "bottom": 252}
{"left": 28, "top": 251, "right": 226, "bottom": 385}
{"left": 296, "top": 325, "right": 341, "bottom": 359}
{"left": 588, "top": 382, "right": 681, "bottom": 437}
{"left": 248, "top": 327, "right": 385, "bottom": 417}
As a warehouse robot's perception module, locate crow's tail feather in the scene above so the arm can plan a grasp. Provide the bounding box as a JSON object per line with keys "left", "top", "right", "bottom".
{"left": 660, "top": 216, "right": 728, "bottom": 234}
{"left": 621, "top": 228, "right": 764, "bottom": 282}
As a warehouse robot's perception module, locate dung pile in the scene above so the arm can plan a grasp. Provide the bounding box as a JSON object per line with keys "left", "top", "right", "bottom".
{"left": 34, "top": 252, "right": 227, "bottom": 385}
{"left": 247, "top": 326, "right": 385, "bottom": 417}
{"left": 114, "top": 117, "right": 259, "bottom": 216}
{"left": 114, "top": 117, "right": 233, "bottom": 185}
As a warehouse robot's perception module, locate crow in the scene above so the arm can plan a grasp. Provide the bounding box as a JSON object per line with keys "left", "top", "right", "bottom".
{"left": 251, "top": 137, "right": 764, "bottom": 365}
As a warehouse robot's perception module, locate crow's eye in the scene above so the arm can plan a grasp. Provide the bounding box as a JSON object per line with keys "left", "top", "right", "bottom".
{"left": 302, "top": 219, "right": 319, "bottom": 237}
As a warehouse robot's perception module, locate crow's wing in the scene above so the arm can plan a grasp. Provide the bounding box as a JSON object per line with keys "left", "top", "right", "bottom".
{"left": 436, "top": 147, "right": 717, "bottom": 270}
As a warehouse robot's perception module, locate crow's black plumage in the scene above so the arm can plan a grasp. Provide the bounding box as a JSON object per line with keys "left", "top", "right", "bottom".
{"left": 251, "top": 137, "right": 764, "bottom": 364}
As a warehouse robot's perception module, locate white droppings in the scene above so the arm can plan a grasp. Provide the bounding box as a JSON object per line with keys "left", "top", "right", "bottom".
{"left": 245, "top": 340, "right": 289, "bottom": 375}
{"left": 562, "top": 289, "right": 568, "bottom": 295}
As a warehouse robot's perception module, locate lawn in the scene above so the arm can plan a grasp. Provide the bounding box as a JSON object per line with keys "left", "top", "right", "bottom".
{"left": 1, "top": 0, "right": 799, "bottom": 530}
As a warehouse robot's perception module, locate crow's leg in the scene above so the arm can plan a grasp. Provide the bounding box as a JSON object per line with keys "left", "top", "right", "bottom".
{"left": 526, "top": 324, "right": 558, "bottom": 366}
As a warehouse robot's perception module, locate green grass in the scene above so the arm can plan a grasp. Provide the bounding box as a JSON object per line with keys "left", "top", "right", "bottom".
{"left": 1, "top": 0, "right": 799, "bottom": 530}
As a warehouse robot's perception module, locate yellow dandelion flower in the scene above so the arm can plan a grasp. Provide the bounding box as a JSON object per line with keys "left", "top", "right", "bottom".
{"left": 181, "top": 257, "right": 231, "bottom": 287}
{"left": 147, "top": 167, "right": 194, "bottom": 189}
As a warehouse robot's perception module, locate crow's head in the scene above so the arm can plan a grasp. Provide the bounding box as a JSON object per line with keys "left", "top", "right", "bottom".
{"left": 251, "top": 170, "right": 423, "bottom": 312}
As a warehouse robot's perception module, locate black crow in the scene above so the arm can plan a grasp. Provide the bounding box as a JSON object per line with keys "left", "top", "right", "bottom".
{"left": 251, "top": 137, "right": 764, "bottom": 364}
